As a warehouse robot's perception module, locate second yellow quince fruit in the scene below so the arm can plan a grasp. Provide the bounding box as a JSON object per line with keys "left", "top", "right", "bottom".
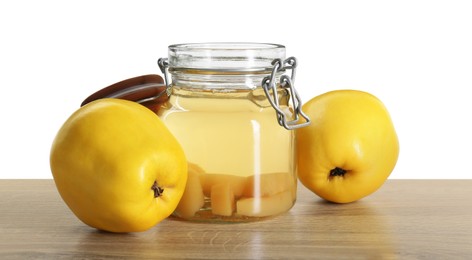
{"left": 296, "top": 90, "right": 399, "bottom": 203}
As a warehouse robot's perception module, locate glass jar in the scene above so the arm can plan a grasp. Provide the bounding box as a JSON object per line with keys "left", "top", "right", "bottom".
{"left": 158, "top": 43, "right": 309, "bottom": 222}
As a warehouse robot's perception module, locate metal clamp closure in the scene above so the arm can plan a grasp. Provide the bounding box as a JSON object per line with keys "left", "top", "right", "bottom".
{"left": 262, "top": 57, "right": 311, "bottom": 130}
{"left": 157, "top": 58, "right": 172, "bottom": 97}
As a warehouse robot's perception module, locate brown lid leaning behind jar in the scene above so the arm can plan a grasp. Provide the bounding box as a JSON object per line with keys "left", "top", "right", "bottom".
{"left": 81, "top": 74, "right": 168, "bottom": 114}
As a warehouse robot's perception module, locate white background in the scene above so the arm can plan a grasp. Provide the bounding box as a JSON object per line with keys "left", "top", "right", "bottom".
{"left": 1, "top": 0, "right": 471, "bottom": 179}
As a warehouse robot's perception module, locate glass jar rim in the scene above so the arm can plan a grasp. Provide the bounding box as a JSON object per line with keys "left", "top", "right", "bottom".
{"left": 168, "top": 42, "right": 286, "bottom": 72}
{"left": 169, "top": 42, "right": 285, "bottom": 51}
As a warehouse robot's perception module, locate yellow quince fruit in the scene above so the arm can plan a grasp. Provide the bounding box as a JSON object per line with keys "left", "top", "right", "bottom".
{"left": 50, "top": 98, "right": 187, "bottom": 232}
{"left": 296, "top": 90, "right": 399, "bottom": 203}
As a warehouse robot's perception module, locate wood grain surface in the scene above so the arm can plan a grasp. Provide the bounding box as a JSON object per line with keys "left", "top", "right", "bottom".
{"left": 0, "top": 180, "right": 471, "bottom": 259}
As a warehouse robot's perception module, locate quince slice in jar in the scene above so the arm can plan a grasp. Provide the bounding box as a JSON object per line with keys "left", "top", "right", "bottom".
{"left": 211, "top": 183, "right": 236, "bottom": 216}
{"left": 201, "top": 174, "right": 247, "bottom": 198}
{"left": 174, "top": 163, "right": 205, "bottom": 218}
{"left": 236, "top": 190, "right": 294, "bottom": 217}
{"left": 243, "top": 172, "right": 294, "bottom": 197}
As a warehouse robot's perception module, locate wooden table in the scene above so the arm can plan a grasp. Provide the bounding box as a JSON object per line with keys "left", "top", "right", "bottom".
{"left": 0, "top": 180, "right": 471, "bottom": 259}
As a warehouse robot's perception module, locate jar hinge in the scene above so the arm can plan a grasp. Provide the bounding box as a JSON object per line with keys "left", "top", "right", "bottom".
{"left": 262, "top": 57, "right": 311, "bottom": 130}
{"left": 157, "top": 58, "right": 172, "bottom": 97}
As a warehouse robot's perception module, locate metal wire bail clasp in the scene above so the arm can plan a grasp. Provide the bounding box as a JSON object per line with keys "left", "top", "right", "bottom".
{"left": 262, "top": 57, "right": 311, "bottom": 130}
{"left": 157, "top": 58, "right": 172, "bottom": 97}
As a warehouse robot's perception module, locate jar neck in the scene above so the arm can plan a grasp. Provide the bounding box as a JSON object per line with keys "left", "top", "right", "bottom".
{"left": 170, "top": 69, "right": 282, "bottom": 90}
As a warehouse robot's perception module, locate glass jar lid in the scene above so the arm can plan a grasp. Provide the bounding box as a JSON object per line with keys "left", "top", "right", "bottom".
{"left": 168, "top": 42, "right": 286, "bottom": 72}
